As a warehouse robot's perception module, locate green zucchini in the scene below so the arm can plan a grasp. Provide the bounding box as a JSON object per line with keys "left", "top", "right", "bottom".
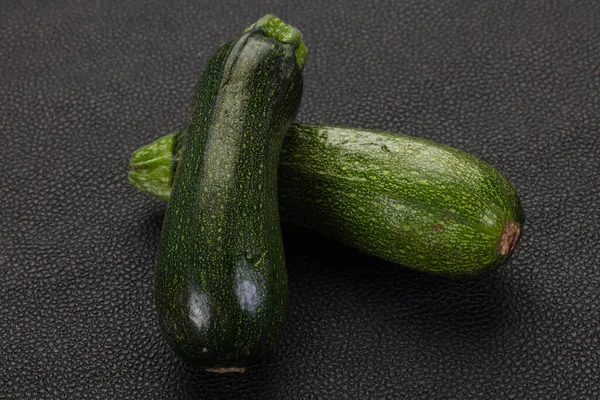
{"left": 155, "top": 15, "right": 305, "bottom": 371}
{"left": 132, "top": 124, "right": 523, "bottom": 277}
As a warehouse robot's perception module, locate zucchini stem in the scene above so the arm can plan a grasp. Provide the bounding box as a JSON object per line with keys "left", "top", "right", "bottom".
{"left": 245, "top": 14, "right": 307, "bottom": 68}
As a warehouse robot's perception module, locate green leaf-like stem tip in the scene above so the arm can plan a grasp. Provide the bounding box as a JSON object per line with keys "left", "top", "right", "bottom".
{"left": 128, "top": 133, "right": 176, "bottom": 202}
{"left": 245, "top": 14, "right": 307, "bottom": 68}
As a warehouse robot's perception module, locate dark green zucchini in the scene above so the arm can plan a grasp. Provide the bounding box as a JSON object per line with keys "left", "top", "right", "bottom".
{"left": 133, "top": 124, "right": 523, "bottom": 276}
{"left": 155, "top": 15, "right": 305, "bottom": 371}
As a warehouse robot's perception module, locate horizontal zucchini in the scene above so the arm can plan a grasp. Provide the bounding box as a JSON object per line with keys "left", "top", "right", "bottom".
{"left": 154, "top": 15, "right": 305, "bottom": 371}
{"left": 132, "top": 124, "right": 524, "bottom": 276}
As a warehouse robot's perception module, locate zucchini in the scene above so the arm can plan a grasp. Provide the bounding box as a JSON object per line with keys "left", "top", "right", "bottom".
{"left": 132, "top": 124, "right": 524, "bottom": 276}
{"left": 154, "top": 15, "right": 305, "bottom": 371}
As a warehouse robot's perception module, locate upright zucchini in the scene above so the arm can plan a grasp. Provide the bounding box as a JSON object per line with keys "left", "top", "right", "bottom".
{"left": 155, "top": 15, "right": 305, "bottom": 371}
{"left": 133, "top": 124, "right": 523, "bottom": 276}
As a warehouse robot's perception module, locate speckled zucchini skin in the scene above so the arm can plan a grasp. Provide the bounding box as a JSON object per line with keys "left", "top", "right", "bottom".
{"left": 278, "top": 125, "right": 524, "bottom": 276}
{"left": 155, "top": 23, "right": 304, "bottom": 369}
{"left": 135, "top": 124, "right": 523, "bottom": 276}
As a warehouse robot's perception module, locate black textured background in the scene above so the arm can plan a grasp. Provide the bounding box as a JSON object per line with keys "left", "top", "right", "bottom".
{"left": 2, "top": 0, "right": 599, "bottom": 398}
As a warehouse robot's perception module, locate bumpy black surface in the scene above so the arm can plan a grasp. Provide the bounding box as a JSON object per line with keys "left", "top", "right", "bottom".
{"left": 1, "top": 0, "right": 599, "bottom": 398}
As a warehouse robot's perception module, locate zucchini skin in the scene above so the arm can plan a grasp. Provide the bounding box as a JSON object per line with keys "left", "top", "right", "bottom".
{"left": 133, "top": 124, "right": 523, "bottom": 276}
{"left": 279, "top": 125, "right": 524, "bottom": 276}
{"left": 155, "top": 22, "right": 304, "bottom": 369}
